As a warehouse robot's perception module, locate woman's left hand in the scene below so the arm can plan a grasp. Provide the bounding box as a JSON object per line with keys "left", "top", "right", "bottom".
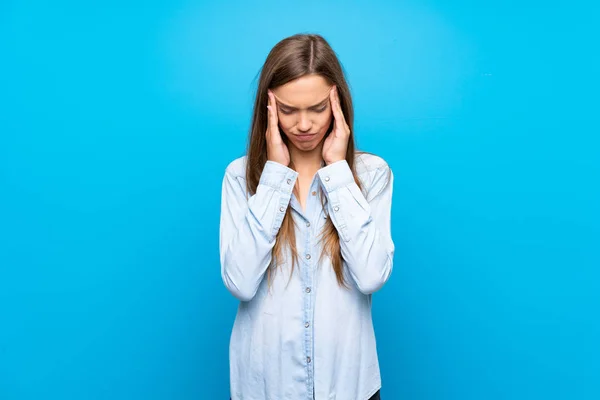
{"left": 322, "top": 86, "right": 350, "bottom": 165}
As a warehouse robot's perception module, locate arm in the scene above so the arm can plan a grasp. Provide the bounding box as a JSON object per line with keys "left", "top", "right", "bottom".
{"left": 317, "top": 159, "right": 394, "bottom": 294}
{"left": 219, "top": 161, "right": 298, "bottom": 301}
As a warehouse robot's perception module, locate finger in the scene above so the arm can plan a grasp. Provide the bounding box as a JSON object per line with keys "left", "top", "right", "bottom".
{"left": 330, "top": 87, "right": 347, "bottom": 136}
{"left": 266, "top": 93, "right": 272, "bottom": 139}
{"left": 267, "top": 91, "right": 282, "bottom": 143}
{"left": 330, "top": 87, "right": 343, "bottom": 127}
{"left": 333, "top": 88, "right": 351, "bottom": 135}
{"left": 266, "top": 92, "right": 275, "bottom": 131}
{"left": 334, "top": 88, "right": 345, "bottom": 118}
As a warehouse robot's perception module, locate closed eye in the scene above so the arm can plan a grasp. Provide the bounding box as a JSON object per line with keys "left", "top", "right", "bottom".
{"left": 280, "top": 106, "right": 326, "bottom": 115}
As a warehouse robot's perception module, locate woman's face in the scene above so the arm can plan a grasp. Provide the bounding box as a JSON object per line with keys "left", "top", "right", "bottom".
{"left": 271, "top": 74, "right": 333, "bottom": 153}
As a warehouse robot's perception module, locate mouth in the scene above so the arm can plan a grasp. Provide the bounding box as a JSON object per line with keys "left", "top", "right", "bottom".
{"left": 294, "top": 133, "right": 317, "bottom": 141}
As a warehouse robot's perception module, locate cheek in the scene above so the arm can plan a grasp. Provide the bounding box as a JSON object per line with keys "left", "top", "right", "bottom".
{"left": 276, "top": 114, "right": 295, "bottom": 135}
{"left": 316, "top": 112, "right": 333, "bottom": 132}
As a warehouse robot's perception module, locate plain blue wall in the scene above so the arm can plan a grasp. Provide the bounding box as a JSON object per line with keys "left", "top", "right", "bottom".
{"left": 1, "top": 1, "right": 598, "bottom": 399}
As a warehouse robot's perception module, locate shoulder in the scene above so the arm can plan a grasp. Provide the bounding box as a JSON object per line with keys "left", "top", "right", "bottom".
{"left": 355, "top": 152, "right": 391, "bottom": 176}
{"left": 224, "top": 155, "right": 248, "bottom": 179}
{"left": 222, "top": 156, "right": 251, "bottom": 198}
{"left": 354, "top": 152, "right": 393, "bottom": 199}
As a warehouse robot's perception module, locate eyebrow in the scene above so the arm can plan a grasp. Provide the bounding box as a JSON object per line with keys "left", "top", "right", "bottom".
{"left": 274, "top": 93, "right": 330, "bottom": 110}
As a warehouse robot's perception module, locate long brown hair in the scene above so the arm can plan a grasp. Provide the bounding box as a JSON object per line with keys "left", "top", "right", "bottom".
{"left": 245, "top": 33, "right": 362, "bottom": 287}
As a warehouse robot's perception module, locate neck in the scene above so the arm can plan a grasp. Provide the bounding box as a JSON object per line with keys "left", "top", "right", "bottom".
{"left": 289, "top": 142, "right": 324, "bottom": 175}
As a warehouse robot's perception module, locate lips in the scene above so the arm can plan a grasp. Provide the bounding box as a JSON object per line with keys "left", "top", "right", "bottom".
{"left": 294, "top": 133, "right": 317, "bottom": 141}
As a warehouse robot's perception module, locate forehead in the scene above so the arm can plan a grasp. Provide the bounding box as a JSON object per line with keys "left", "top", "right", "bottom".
{"left": 272, "top": 74, "right": 331, "bottom": 107}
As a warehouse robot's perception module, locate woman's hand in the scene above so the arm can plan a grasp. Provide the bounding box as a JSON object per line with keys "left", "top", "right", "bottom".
{"left": 322, "top": 86, "right": 350, "bottom": 165}
{"left": 266, "top": 90, "right": 291, "bottom": 167}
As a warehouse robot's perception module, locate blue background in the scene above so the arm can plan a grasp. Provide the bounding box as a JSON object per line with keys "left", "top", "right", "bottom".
{"left": 1, "top": 1, "right": 598, "bottom": 399}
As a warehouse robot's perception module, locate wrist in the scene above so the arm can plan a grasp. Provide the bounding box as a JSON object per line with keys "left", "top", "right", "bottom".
{"left": 267, "top": 154, "right": 290, "bottom": 167}
{"left": 325, "top": 157, "right": 345, "bottom": 165}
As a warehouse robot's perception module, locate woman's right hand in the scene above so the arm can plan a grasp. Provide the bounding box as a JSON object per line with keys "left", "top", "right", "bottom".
{"left": 266, "top": 91, "right": 290, "bottom": 167}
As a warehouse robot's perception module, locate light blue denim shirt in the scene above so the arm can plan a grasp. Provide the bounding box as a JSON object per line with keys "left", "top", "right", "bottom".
{"left": 219, "top": 152, "right": 394, "bottom": 400}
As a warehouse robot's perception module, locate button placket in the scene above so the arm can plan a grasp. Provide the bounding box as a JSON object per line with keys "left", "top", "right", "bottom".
{"left": 301, "top": 190, "right": 316, "bottom": 397}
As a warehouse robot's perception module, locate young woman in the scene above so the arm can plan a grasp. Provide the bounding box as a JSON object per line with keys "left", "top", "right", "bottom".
{"left": 219, "top": 33, "right": 394, "bottom": 400}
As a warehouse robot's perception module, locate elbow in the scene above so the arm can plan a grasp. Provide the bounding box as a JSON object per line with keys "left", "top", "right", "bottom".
{"left": 355, "top": 276, "right": 388, "bottom": 295}
{"left": 354, "top": 256, "right": 393, "bottom": 295}
{"left": 221, "top": 267, "right": 260, "bottom": 302}
{"left": 230, "top": 289, "right": 257, "bottom": 303}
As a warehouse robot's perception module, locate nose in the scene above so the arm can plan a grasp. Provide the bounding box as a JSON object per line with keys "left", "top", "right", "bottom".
{"left": 297, "top": 112, "right": 312, "bottom": 133}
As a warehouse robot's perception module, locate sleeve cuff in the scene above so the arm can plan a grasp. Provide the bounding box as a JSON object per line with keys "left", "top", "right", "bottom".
{"left": 317, "top": 160, "right": 355, "bottom": 192}
{"left": 259, "top": 161, "right": 299, "bottom": 193}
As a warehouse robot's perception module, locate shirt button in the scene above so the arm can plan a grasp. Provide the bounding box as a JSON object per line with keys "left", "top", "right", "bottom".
{"left": 312, "top": 191, "right": 317, "bottom": 196}
{"left": 305, "top": 287, "right": 311, "bottom": 293}
{"left": 279, "top": 206, "right": 285, "bottom": 212}
{"left": 324, "top": 176, "right": 330, "bottom": 182}
{"left": 334, "top": 206, "right": 339, "bottom": 212}
{"left": 286, "top": 178, "right": 291, "bottom": 184}
{"left": 306, "top": 222, "right": 310, "bottom": 227}
{"left": 305, "top": 254, "right": 311, "bottom": 260}
{"left": 307, "top": 356, "right": 311, "bottom": 363}
{"left": 305, "top": 322, "right": 310, "bottom": 328}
